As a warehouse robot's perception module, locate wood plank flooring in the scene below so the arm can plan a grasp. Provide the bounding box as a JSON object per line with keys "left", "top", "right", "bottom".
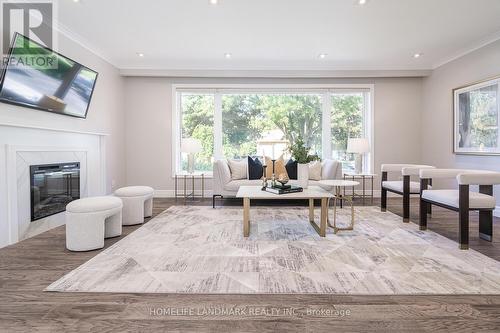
{"left": 1, "top": 198, "right": 500, "bottom": 332}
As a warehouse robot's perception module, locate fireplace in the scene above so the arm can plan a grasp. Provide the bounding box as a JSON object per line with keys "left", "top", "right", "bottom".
{"left": 30, "top": 162, "right": 81, "bottom": 221}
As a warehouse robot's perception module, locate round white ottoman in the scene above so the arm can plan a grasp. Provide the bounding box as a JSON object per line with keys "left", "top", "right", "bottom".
{"left": 65, "top": 196, "right": 123, "bottom": 252}
{"left": 114, "top": 186, "right": 154, "bottom": 226}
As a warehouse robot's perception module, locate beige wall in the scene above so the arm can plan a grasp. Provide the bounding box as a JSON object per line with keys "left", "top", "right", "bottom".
{"left": 421, "top": 40, "right": 500, "bottom": 204}
{"left": 0, "top": 32, "right": 127, "bottom": 193}
{"left": 124, "top": 77, "right": 423, "bottom": 194}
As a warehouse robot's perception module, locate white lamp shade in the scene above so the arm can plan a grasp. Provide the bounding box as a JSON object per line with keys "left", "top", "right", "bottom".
{"left": 181, "top": 138, "right": 202, "bottom": 154}
{"left": 347, "top": 138, "right": 370, "bottom": 154}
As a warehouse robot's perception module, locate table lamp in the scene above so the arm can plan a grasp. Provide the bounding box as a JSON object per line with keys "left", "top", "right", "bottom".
{"left": 181, "top": 138, "right": 202, "bottom": 174}
{"left": 347, "top": 138, "right": 370, "bottom": 174}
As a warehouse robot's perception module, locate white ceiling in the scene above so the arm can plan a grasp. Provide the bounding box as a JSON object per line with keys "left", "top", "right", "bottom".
{"left": 57, "top": 0, "right": 500, "bottom": 72}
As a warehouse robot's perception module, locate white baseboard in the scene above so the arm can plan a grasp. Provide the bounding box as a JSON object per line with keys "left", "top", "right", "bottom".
{"left": 494, "top": 206, "right": 500, "bottom": 218}
{"left": 154, "top": 190, "right": 214, "bottom": 198}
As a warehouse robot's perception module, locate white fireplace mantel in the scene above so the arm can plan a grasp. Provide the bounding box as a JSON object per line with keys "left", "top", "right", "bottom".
{"left": 0, "top": 121, "right": 110, "bottom": 137}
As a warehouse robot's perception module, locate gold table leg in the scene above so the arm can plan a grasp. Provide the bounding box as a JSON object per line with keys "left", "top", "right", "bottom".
{"left": 309, "top": 197, "right": 328, "bottom": 237}
{"left": 327, "top": 193, "right": 337, "bottom": 228}
{"left": 331, "top": 186, "right": 356, "bottom": 234}
{"left": 320, "top": 198, "right": 327, "bottom": 237}
{"left": 243, "top": 197, "right": 250, "bottom": 237}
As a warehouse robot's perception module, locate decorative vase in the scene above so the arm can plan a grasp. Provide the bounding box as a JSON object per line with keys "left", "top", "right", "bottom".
{"left": 297, "top": 163, "right": 309, "bottom": 189}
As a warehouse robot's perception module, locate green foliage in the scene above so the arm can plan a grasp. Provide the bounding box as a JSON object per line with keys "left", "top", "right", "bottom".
{"left": 181, "top": 94, "right": 214, "bottom": 171}
{"left": 331, "top": 94, "right": 364, "bottom": 151}
{"left": 287, "top": 137, "right": 320, "bottom": 164}
{"left": 260, "top": 94, "right": 322, "bottom": 150}
{"left": 221, "top": 94, "right": 322, "bottom": 158}
{"left": 222, "top": 94, "right": 273, "bottom": 158}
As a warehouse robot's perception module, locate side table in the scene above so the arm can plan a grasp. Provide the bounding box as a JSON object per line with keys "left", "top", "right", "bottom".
{"left": 319, "top": 180, "right": 359, "bottom": 234}
{"left": 174, "top": 172, "right": 205, "bottom": 200}
{"left": 343, "top": 173, "right": 376, "bottom": 205}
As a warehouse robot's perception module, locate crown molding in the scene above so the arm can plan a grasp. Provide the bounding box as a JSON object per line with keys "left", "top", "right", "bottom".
{"left": 55, "top": 22, "right": 118, "bottom": 68}
{"left": 432, "top": 29, "right": 500, "bottom": 70}
{"left": 119, "top": 68, "right": 432, "bottom": 78}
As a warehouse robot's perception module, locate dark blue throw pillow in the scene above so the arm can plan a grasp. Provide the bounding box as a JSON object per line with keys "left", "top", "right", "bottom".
{"left": 247, "top": 156, "right": 263, "bottom": 180}
{"left": 285, "top": 159, "right": 298, "bottom": 179}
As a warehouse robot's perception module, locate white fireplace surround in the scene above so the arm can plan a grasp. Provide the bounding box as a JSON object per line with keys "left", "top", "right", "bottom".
{"left": 0, "top": 123, "right": 108, "bottom": 248}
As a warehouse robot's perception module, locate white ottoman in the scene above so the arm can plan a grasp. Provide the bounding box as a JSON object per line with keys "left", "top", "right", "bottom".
{"left": 65, "top": 196, "right": 123, "bottom": 252}
{"left": 114, "top": 186, "right": 154, "bottom": 226}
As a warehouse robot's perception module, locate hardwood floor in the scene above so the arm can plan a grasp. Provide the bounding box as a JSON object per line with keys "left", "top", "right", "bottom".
{"left": 1, "top": 198, "right": 500, "bottom": 332}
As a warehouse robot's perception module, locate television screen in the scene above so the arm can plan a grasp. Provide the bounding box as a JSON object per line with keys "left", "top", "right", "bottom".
{"left": 0, "top": 33, "right": 98, "bottom": 118}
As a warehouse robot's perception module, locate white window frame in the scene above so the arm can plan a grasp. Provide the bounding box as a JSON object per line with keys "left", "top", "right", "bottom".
{"left": 172, "top": 84, "right": 375, "bottom": 177}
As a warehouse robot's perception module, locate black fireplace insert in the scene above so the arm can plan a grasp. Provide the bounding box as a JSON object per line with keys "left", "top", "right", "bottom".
{"left": 30, "top": 162, "right": 80, "bottom": 221}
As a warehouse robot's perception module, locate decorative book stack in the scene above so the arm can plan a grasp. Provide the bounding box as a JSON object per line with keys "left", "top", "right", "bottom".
{"left": 265, "top": 184, "right": 303, "bottom": 195}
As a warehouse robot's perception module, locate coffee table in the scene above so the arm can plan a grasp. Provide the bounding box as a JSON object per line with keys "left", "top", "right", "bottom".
{"left": 319, "top": 180, "right": 360, "bottom": 233}
{"left": 236, "top": 186, "right": 334, "bottom": 237}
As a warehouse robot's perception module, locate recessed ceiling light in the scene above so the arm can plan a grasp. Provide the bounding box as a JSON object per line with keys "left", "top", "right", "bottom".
{"left": 209, "top": 0, "right": 218, "bottom": 5}
{"left": 358, "top": 0, "right": 367, "bottom": 5}
{"left": 318, "top": 53, "right": 327, "bottom": 59}
{"left": 73, "top": 0, "right": 80, "bottom": 2}
{"left": 224, "top": 53, "right": 232, "bottom": 59}
{"left": 137, "top": 53, "right": 144, "bottom": 57}
{"left": 413, "top": 53, "right": 422, "bottom": 58}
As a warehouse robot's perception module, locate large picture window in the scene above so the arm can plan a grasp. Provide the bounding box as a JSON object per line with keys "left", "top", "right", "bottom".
{"left": 175, "top": 85, "right": 372, "bottom": 175}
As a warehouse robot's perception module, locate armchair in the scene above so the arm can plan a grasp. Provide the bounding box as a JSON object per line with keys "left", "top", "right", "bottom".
{"left": 381, "top": 164, "right": 435, "bottom": 222}
{"left": 419, "top": 169, "right": 500, "bottom": 250}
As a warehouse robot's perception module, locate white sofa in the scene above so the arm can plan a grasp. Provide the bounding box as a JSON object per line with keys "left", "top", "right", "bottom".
{"left": 212, "top": 158, "right": 343, "bottom": 207}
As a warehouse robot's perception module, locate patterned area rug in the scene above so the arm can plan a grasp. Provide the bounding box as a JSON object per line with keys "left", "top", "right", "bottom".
{"left": 46, "top": 206, "right": 500, "bottom": 294}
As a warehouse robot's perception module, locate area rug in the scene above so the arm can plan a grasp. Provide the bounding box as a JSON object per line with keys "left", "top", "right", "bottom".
{"left": 46, "top": 206, "right": 500, "bottom": 294}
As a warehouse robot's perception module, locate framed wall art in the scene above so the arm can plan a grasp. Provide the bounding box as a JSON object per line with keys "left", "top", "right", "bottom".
{"left": 454, "top": 76, "right": 500, "bottom": 155}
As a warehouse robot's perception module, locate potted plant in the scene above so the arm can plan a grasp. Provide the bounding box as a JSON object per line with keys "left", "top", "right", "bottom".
{"left": 288, "top": 137, "right": 319, "bottom": 188}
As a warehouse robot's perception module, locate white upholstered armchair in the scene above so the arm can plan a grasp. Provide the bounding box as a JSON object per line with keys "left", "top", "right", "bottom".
{"left": 381, "top": 164, "right": 435, "bottom": 222}
{"left": 419, "top": 169, "right": 500, "bottom": 250}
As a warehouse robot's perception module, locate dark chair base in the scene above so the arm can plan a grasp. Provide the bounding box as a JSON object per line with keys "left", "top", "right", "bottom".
{"left": 420, "top": 195, "right": 494, "bottom": 250}
{"left": 381, "top": 173, "right": 426, "bottom": 223}
{"left": 212, "top": 195, "right": 223, "bottom": 208}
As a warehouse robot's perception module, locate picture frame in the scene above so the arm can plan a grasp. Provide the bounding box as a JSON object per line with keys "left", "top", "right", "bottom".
{"left": 453, "top": 76, "right": 500, "bottom": 155}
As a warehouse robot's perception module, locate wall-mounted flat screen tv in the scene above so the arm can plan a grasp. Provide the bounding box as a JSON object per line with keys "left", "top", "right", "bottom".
{"left": 0, "top": 33, "right": 98, "bottom": 118}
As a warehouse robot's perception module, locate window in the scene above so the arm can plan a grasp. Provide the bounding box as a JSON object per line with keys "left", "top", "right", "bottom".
{"left": 174, "top": 86, "right": 372, "bottom": 175}
{"left": 221, "top": 93, "right": 322, "bottom": 159}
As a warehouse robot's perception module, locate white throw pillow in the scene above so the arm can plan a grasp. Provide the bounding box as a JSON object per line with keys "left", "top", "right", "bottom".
{"left": 227, "top": 159, "right": 248, "bottom": 180}
{"left": 309, "top": 160, "right": 322, "bottom": 180}
{"left": 321, "top": 159, "right": 339, "bottom": 180}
